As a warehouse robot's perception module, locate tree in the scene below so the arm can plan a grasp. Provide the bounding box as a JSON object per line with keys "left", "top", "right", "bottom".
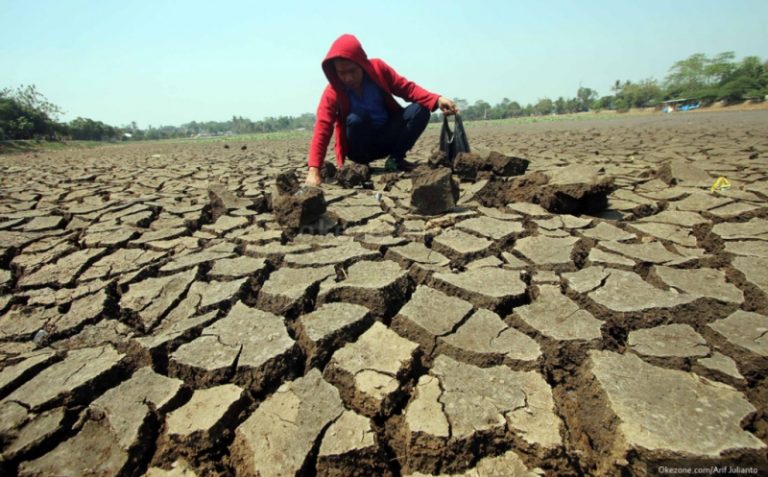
{"left": 705, "top": 51, "right": 737, "bottom": 85}
{"left": 475, "top": 100, "right": 491, "bottom": 120}
{"left": 662, "top": 51, "right": 764, "bottom": 102}
{"left": 0, "top": 85, "right": 64, "bottom": 139}
{"left": 592, "top": 95, "right": 613, "bottom": 111}
{"left": 624, "top": 79, "right": 663, "bottom": 108}
{"left": 522, "top": 104, "right": 533, "bottom": 116}
{"left": 718, "top": 76, "right": 762, "bottom": 102}
{"left": 68, "top": 117, "right": 119, "bottom": 140}
{"left": 488, "top": 98, "right": 508, "bottom": 119}
{"left": 565, "top": 97, "right": 580, "bottom": 113}
{"left": 4, "top": 84, "right": 64, "bottom": 120}
{"left": 533, "top": 98, "right": 553, "bottom": 115}
{"left": 505, "top": 99, "right": 523, "bottom": 117}
{"left": 665, "top": 53, "right": 709, "bottom": 97}
{"left": 489, "top": 98, "right": 523, "bottom": 119}
{"left": 718, "top": 56, "right": 768, "bottom": 101}
{"left": 8, "top": 116, "right": 34, "bottom": 139}
{"left": 554, "top": 97, "right": 566, "bottom": 114}
{"left": 461, "top": 100, "right": 492, "bottom": 120}
{"left": 576, "top": 87, "right": 598, "bottom": 112}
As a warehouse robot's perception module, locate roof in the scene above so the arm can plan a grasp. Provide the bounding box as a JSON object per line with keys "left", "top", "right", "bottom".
{"left": 662, "top": 98, "right": 697, "bottom": 104}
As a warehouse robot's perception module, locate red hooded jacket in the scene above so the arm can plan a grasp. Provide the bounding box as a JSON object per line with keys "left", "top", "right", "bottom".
{"left": 307, "top": 34, "right": 441, "bottom": 169}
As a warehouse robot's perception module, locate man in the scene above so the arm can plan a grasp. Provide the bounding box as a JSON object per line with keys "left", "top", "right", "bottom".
{"left": 306, "top": 34, "right": 458, "bottom": 186}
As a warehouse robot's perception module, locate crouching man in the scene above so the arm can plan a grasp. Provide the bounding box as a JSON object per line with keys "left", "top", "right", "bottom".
{"left": 306, "top": 33, "right": 458, "bottom": 185}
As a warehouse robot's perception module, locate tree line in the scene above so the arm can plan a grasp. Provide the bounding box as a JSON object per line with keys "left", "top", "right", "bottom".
{"left": 0, "top": 85, "right": 122, "bottom": 141}
{"left": 2, "top": 51, "right": 766, "bottom": 142}
{"left": 453, "top": 52, "right": 768, "bottom": 120}
{"left": 121, "top": 113, "right": 317, "bottom": 141}
{"left": 0, "top": 86, "right": 317, "bottom": 142}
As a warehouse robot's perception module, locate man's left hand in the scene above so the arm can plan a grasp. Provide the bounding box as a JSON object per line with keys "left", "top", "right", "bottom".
{"left": 438, "top": 97, "right": 459, "bottom": 115}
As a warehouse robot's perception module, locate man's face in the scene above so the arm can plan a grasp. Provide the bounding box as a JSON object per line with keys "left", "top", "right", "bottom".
{"left": 334, "top": 59, "right": 363, "bottom": 90}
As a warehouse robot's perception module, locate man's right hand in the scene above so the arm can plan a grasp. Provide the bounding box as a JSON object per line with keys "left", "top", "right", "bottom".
{"left": 306, "top": 166, "right": 322, "bottom": 186}
{"left": 438, "top": 97, "right": 459, "bottom": 116}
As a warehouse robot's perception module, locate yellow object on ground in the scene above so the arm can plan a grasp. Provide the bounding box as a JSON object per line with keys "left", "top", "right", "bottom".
{"left": 710, "top": 176, "right": 731, "bottom": 192}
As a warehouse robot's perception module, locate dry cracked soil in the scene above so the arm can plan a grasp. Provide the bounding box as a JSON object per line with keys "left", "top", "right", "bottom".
{"left": 1, "top": 110, "right": 768, "bottom": 476}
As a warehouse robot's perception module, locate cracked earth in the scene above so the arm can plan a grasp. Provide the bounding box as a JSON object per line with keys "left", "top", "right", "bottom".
{"left": 1, "top": 111, "right": 768, "bottom": 476}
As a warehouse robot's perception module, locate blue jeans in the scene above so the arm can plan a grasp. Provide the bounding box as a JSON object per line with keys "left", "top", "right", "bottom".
{"left": 345, "top": 103, "right": 431, "bottom": 164}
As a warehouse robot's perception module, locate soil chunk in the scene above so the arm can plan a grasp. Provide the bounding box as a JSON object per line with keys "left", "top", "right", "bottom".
{"left": 393, "top": 354, "right": 562, "bottom": 475}
{"left": 455, "top": 215, "right": 523, "bottom": 241}
{"left": 410, "top": 167, "right": 460, "bottom": 216}
{"left": 515, "top": 235, "right": 579, "bottom": 267}
{"left": 317, "top": 410, "right": 391, "bottom": 477}
{"left": 431, "top": 229, "right": 493, "bottom": 263}
{"left": 321, "top": 161, "right": 338, "bottom": 181}
{"left": 653, "top": 266, "right": 744, "bottom": 304}
{"left": 161, "top": 383, "right": 245, "bottom": 452}
{"left": 324, "top": 321, "right": 420, "bottom": 417}
{"left": 18, "top": 367, "right": 183, "bottom": 477}
{"left": 230, "top": 369, "right": 344, "bottom": 477}
{"left": 437, "top": 308, "right": 542, "bottom": 366}
{"left": 169, "top": 302, "right": 296, "bottom": 390}
{"left": 429, "top": 267, "right": 527, "bottom": 312}
{"left": 296, "top": 302, "right": 372, "bottom": 369}
{"left": 391, "top": 285, "right": 474, "bottom": 353}
{"left": 709, "top": 310, "right": 768, "bottom": 356}
{"left": 477, "top": 165, "right": 615, "bottom": 214}
{"left": 656, "top": 159, "right": 712, "bottom": 186}
{"left": 578, "top": 350, "right": 765, "bottom": 475}
{"left": 120, "top": 267, "right": 198, "bottom": 332}
{"left": 272, "top": 170, "right": 328, "bottom": 232}
{"left": 515, "top": 285, "right": 603, "bottom": 341}
{"left": 275, "top": 170, "right": 301, "bottom": 195}
{"left": 208, "top": 183, "right": 252, "bottom": 219}
{"left": 453, "top": 151, "right": 529, "bottom": 181}
{"left": 159, "top": 243, "right": 236, "bottom": 273}
{"left": 283, "top": 241, "right": 379, "bottom": 267}
{"left": 586, "top": 268, "right": 697, "bottom": 312}
{"left": 257, "top": 265, "right": 336, "bottom": 316}
{"left": 6, "top": 345, "right": 124, "bottom": 410}
{"left": 628, "top": 324, "right": 709, "bottom": 358}
{"left": 427, "top": 150, "right": 450, "bottom": 168}
{"left": 273, "top": 186, "right": 327, "bottom": 231}
{"left": 337, "top": 161, "right": 371, "bottom": 188}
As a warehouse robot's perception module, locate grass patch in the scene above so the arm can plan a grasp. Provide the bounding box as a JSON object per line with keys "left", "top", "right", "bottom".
{"left": 0, "top": 139, "right": 107, "bottom": 155}
{"left": 426, "top": 110, "right": 657, "bottom": 130}
{"left": 163, "top": 129, "right": 313, "bottom": 144}
{"left": 0, "top": 130, "right": 314, "bottom": 155}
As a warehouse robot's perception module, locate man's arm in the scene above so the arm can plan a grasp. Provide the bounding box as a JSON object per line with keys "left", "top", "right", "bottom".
{"left": 376, "top": 59, "right": 441, "bottom": 111}
{"left": 306, "top": 86, "right": 338, "bottom": 185}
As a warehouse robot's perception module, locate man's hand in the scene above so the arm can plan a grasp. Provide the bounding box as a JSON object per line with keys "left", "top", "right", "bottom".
{"left": 306, "top": 166, "right": 322, "bottom": 186}
{"left": 438, "top": 97, "right": 459, "bottom": 116}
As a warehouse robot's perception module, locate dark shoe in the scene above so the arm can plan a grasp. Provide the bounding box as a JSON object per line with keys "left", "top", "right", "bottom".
{"left": 386, "top": 156, "right": 417, "bottom": 172}
{"left": 396, "top": 158, "right": 418, "bottom": 171}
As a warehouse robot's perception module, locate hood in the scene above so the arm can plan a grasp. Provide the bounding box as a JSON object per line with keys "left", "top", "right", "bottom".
{"left": 322, "top": 34, "right": 376, "bottom": 92}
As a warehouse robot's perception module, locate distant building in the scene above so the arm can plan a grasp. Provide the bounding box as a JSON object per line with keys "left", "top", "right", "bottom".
{"left": 661, "top": 98, "right": 701, "bottom": 113}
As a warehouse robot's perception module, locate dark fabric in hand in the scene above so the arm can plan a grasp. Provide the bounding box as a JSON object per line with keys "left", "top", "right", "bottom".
{"left": 439, "top": 114, "right": 470, "bottom": 165}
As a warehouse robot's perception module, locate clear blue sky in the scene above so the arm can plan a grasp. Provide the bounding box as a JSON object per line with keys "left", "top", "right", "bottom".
{"left": 2, "top": 0, "right": 766, "bottom": 127}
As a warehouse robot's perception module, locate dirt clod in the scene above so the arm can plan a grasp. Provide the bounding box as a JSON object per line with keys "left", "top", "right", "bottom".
{"left": 476, "top": 165, "right": 615, "bottom": 214}
{"left": 337, "top": 162, "right": 372, "bottom": 188}
{"left": 453, "top": 151, "right": 529, "bottom": 181}
{"left": 410, "top": 167, "right": 460, "bottom": 215}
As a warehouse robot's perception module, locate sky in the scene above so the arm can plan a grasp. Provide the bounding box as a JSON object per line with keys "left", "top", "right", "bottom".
{"left": 2, "top": 0, "right": 767, "bottom": 127}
